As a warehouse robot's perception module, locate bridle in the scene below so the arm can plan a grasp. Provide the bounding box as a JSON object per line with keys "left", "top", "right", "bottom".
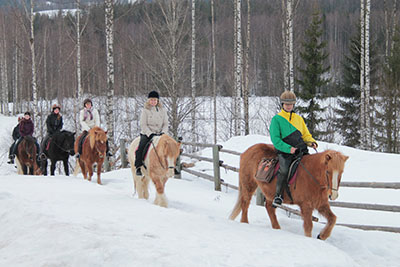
{"left": 299, "top": 161, "right": 333, "bottom": 191}
{"left": 94, "top": 140, "right": 106, "bottom": 158}
{"left": 151, "top": 140, "right": 175, "bottom": 170}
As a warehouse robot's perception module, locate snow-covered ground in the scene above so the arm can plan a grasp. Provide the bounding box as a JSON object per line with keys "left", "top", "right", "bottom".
{"left": 0, "top": 114, "right": 399, "bottom": 267}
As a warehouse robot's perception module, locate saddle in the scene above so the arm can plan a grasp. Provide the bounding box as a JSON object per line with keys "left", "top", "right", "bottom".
{"left": 255, "top": 156, "right": 302, "bottom": 185}
{"left": 137, "top": 138, "right": 155, "bottom": 163}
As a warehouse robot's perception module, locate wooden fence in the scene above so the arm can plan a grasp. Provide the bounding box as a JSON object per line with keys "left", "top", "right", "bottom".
{"left": 179, "top": 141, "right": 400, "bottom": 234}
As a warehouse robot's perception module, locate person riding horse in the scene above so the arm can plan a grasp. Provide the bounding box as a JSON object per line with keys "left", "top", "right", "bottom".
{"left": 40, "top": 104, "right": 63, "bottom": 160}
{"left": 9, "top": 112, "right": 40, "bottom": 164}
{"left": 7, "top": 117, "right": 22, "bottom": 164}
{"left": 76, "top": 98, "right": 111, "bottom": 158}
{"left": 269, "top": 91, "right": 318, "bottom": 207}
{"left": 135, "top": 90, "right": 169, "bottom": 177}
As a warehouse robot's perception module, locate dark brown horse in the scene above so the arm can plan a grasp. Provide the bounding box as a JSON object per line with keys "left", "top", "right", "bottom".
{"left": 229, "top": 143, "right": 349, "bottom": 240}
{"left": 74, "top": 127, "right": 107, "bottom": 185}
{"left": 16, "top": 136, "right": 41, "bottom": 175}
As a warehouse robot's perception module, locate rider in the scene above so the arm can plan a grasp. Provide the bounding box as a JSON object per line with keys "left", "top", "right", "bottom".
{"left": 40, "top": 104, "right": 63, "bottom": 159}
{"left": 135, "top": 90, "right": 169, "bottom": 176}
{"left": 77, "top": 98, "right": 111, "bottom": 158}
{"left": 10, "top": 112, "right": 40, "bottom": 163}
{"left": 7, "top": 117, "right": 22, "bottom": 164}
{"left": 269, "top": 91, "right": 318, "bottom": 208}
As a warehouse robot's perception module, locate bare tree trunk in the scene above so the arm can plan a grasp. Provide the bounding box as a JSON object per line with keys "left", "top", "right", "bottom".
{"left": 191, "top": 0, "right": 196, "bottom": 146}
{"left": 288, "top": 0, "right": 294, "bottom": 92}
{"left": 360, "top": 0, "right": 365, "bottom": 148}
{"left": 29, "top": 0, "right": 38, "bottom": 123}
{"left": 384, "top": 0, "right": 389, "bottom": 61}
{"left": 391, "top": 0, "right": 398, "bottom": 55}
{"left": 234, "top": 0, "right": 242, "bottom": 135}
{"left": 13, "top": 24, "right": 19, "bottom": 115}
{"left": 282, "top": 0, "right": 289, "bottom": 91}
{"left": 0, "top": 19, "right": 8, "bottom": 115}
{"left": 365, "top": 0, "right": 371, "bottom": 149}
{"left": 75, "top": 0, "right": 82, "bottom": 132}
{"left": 211, "top": 0, "right": 217, "bottom": 143}
{"left": 105, "top": 0, "right": 115, "bottom": 157}
{"left": 243, "top": 0, "right": 250, "bottom": 135}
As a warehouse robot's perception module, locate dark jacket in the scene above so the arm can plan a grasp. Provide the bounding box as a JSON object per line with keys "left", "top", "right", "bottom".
{"left": 19, "top": 119, "right": 34, "bottom": 137}
{"left": 12, "top": 124, "right": 21, "bottom": 141}
{"left": 46, "top": 112, "right": 63, "bottom": 135}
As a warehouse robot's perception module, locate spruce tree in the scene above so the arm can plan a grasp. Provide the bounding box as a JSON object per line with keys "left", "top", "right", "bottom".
{"left": 296, "top": 10, "right": 330, "bottom": 140}
{"left": 375, "top": 30, "right": 400, "bottom": 153}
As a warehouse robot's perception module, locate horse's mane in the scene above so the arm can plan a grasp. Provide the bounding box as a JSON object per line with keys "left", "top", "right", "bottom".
{"left": 88, "top": 127, "right": 107, "bottom": 149}
{"left": 158, "top": 135, "right": 180, "bottom": 157}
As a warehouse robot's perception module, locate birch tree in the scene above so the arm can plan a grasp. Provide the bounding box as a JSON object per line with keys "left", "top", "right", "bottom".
{"left": 243, "top": 0, "right": 250, "bottom": 135}
{"left": 281, "top": 0, "right": 294, "bottom": 92}
{"left": 211, "top": 0, "right": 217, "bottom": 143}
{"left": 191, "top": 0, "right": 196, "bottom": 145}
{"left": 234, "top": 0, "right": 242, "bottom": 135}
{"left": 105, "top": 0, "right": 115, "bottom": 154}
{"left": 360, "top": 0, "right": 371, "bottom": 150}
{"left": 0, "top": 17, "right": 8, "bottom": 115}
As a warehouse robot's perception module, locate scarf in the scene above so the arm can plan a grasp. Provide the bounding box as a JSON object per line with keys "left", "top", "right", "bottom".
{"left": 83, "top": 107, "right": 93, "bottom": 121}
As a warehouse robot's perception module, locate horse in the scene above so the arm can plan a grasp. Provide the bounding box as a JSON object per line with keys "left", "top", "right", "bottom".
{"left": 229, "top": 143, "right": 349, "bottom": 240}
{"left": 15, "top": 136, "right": 41, "bottom": 175}
{"left": 74, "top": 127, "right": 107, "bottom": 185}
{"left": 41, "top": 130, "right": 76, "bottom": 176}
{"left": 127, "top": 134, "right": 181, "bottom": 208}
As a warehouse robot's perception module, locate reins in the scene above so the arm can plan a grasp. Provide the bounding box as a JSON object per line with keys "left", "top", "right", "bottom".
{"left": 298, "top": 160, "right": 331, "bottom": 191}
{"left": 151, "top": 139, "right": 175, "bottom": 170}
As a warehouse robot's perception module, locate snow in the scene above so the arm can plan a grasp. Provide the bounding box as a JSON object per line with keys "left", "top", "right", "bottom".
{"left": 0, "top": 114, "right": 400, "bottom": 267}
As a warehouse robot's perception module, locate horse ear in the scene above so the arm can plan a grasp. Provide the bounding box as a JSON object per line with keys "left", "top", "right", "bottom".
{"left": 325, "top": 154, "right": 332, "bottom": 164}
{"left": 343, "top": 155, "right": 349, "bottom": 162}
{"left": 105, "top": 131, "right": 108, "bottom": 135}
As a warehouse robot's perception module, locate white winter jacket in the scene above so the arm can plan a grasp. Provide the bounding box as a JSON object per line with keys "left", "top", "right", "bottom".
{"left": 79, "top": 108, "right": 100, "bottom": 131}
{"left": 140, "top": 101, "right": 169, "bottom": 137}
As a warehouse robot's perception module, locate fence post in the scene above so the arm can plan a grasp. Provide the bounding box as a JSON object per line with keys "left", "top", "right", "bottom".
{"left": 103, "top": 156, "right": 111, "bottom": 172}
{"left": 256, "top": 187, "right": 265, "bottom": 206}
{"left": 120, "top": 139, "right": 127, "bottom": 168}
{"left": 213, "top": 144, "right": 222, "bottom": 191}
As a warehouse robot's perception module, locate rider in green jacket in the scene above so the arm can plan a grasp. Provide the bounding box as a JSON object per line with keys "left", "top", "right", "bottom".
{"left": 269, "top": 91, "right": 318, "bottom": 207}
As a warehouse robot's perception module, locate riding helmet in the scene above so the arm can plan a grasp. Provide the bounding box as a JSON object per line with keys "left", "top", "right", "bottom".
{"left": 280, "top": 91, "right": 297, "bottom": 105}
{"left": 24, "top": 111, "right": 31, "bottom": 116}
{"left": 83, "top": 98, "right": 93, "bottom": 107}
{"left": 148, "top": 91, "right": 159, "bottom": 99}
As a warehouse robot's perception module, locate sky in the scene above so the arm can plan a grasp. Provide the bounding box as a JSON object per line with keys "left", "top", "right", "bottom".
{"left": 0, "top": 114, "right": 399, "bottom": 267}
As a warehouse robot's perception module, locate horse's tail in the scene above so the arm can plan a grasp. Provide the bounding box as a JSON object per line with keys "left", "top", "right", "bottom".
{"left": 229, "top": 183, "right": 242, "bottom": 220}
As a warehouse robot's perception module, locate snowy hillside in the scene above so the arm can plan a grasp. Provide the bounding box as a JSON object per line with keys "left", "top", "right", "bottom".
{"left": 0, "top": 114, "right": 400, "bottom": 267}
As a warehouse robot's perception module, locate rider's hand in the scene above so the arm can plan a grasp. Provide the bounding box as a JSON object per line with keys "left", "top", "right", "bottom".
{"left": 290, "top": 147, "right": 297, "bottom": 154}
{"left": 311, "top": 142, "right": 318, "bottom": 149}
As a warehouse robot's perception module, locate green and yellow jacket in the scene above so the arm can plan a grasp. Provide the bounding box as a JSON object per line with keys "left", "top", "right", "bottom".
{"left": 269, "top": 109, "right": 316, "bottom": 154}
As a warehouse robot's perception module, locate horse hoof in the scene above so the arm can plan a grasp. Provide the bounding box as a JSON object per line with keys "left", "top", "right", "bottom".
{"left": 317, "top": 234, "right": 322, "bottom": 240}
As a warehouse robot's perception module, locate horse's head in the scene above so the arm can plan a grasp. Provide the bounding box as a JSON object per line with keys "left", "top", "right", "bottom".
{"left": 156, "top": 134, "right": 181, "bottom": 177}
{"left": 89, "top": 127, "right": 107, "bottom": 158}
{"left": 322, "top": 150, "right": 349, "bottom": 200}
{"left": 57, "top": 131, "right": 76, "bottom": 156}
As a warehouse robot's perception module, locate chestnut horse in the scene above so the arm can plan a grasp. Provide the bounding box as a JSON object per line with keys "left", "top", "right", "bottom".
{"left": 74, "top": 127, "right": 107, "bottom": 185}
{"left": 229, "top": 143, "right": 349, "bottom": 240}
{"left": 127, "top": 134, "right": 181, "bottom": 207}
{"left": 15, "top": 136, "right": 41, "bottom": 175}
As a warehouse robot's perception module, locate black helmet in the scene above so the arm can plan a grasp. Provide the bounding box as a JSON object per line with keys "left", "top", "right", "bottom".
{"left": 83, "top": 98, "right": 92, "bottom": 107}
{"left": 148, "top": 91, "right": 159, "bottom": 99}
{"left": 24, "top": 111, "right": 31, "bottom": 116}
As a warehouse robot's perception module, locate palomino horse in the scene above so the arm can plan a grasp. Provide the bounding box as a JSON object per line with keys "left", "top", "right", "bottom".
{"left": 229, "top": 144, "right": 349, "bottom": 240}
{"left": 127, "top": 134, "right": 181, "bottom": 207}
{"left": 41, "top": 130, "right": 75, "bottom": 176}
{"left": 74, "top": 127, "right": 107, "bottom": 185}
{"left": 16, "top": 136, "right": 41, "bottom": 175}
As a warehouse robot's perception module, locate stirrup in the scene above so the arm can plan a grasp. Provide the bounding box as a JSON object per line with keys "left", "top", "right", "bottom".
{"left": 272, "top": 196, "right": 283, "bottom": 208}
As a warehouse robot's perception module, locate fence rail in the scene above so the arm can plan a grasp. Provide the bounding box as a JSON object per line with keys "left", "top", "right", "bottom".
{"left": 179, "top": 141, "right": 400, "bottom": 233}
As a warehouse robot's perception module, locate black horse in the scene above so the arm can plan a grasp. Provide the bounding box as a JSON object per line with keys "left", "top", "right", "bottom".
{"left": 41, "top": 130, "right": 75, "bottom": 176}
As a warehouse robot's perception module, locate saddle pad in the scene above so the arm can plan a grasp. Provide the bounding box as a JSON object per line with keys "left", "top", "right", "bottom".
{"left": 255, "top": 157, "right": 279, "bottom": 182}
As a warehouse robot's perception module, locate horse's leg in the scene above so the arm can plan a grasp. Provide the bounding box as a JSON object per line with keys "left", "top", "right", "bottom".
{"left": 29, "top": 166, "right": 34, "bottom": 175}
{"left": 96, "top": 161, "right": 103, "bottom": 185}
{"left": 63, "top": 159, "right": 69, "bottom": 176}
{"left": 316, "top": 204, "right": 337, "bottom": 240}
{"left": 265, "top": 199, "right": 281, "bottom": 229}
{"left": 79, "top": 160, "right": 87, "bottom": 180}
{"left": 87, "top": 162, "right": 94, "bottom": 182}
{"left": 50, "top": 160, "right": 57, "bottom": 176}
{"left": 22, "top": 165, "right": 27, "bottom": 175}
{"left": 152, "top": 176, "right": 167, "bottom": 208}
{"left": 239, "top": 175, "right": 258, "bottom": 223}
{"left": 42, "top": 159, "right": 48, "bottom": 176}
{"left": 300, "top": 204, "right": 314, "bottom": 237}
